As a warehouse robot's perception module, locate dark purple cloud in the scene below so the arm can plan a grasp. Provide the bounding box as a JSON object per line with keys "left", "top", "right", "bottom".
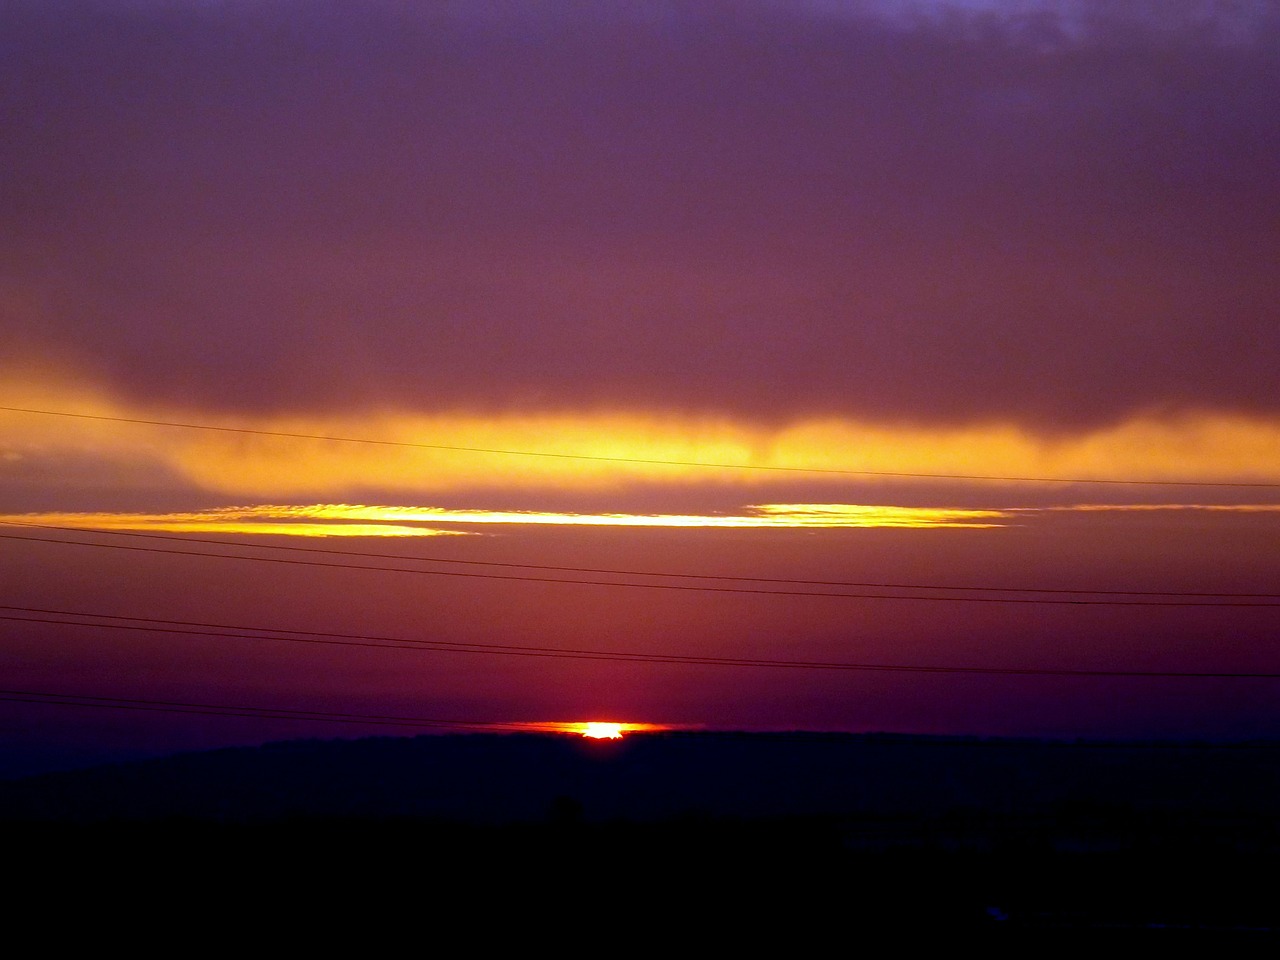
{"left": 3, "top": 1, "right": 1278, "bottom": 425}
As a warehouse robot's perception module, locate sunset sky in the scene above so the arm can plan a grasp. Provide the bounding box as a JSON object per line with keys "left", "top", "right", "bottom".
{"left": 2, "top": 0, "right": 1278, "bottom": 774}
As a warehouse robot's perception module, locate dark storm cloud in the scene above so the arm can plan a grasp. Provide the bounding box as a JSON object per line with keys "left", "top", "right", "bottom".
{"left": 3, "top": 1, "right": 1278, "bottom": 425}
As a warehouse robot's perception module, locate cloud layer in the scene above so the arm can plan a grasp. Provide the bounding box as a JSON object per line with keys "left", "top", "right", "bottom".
{"left": 3, "top": 0, "right": 1277, "bottom": 428}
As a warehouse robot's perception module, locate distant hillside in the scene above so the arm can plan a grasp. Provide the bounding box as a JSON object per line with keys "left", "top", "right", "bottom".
{"left": 3, "top": 731, "right": 1279, "bottom": 830}
{"left": 5, "top": 732, "right": 1279, "bottom": 933}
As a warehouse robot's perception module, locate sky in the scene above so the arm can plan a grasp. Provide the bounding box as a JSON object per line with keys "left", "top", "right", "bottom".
{"left": 2, "top": 0, "right": 1278, "bottom": 774}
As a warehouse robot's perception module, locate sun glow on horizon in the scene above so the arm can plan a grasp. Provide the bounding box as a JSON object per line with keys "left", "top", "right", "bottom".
{"left": 513, "top": 721, "right": 671, "bottom": 738}
{"left": 580, "top": 722, "right": 625, "bottom": 739}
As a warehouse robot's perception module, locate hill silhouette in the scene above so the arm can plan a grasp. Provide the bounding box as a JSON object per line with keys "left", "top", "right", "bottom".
{"left": 5, "top": 732, "right": 1278, "bottom": 933}
{"left": 5, "top": 730, "right": 1279, "bottom": 825}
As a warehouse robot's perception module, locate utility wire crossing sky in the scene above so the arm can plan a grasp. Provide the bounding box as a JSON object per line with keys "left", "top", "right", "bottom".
{"left": 2, "top": 1, "right": 1279, "bottom": 772}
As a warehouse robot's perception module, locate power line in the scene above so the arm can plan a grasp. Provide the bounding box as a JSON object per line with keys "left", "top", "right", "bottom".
{"left": 3, "top": 530, "right": 1278, "bottom": 606}
{"left": 0, "top": 688, "right": 556, "bottom": 732}
{"left": 4, "top": 605, "right": 1279, "bottom": 678}
{"left": 4, "top": 519, "right": 1275, "bottom": 599}
{"left": 3, "top": 404, "right": 1276, "bottom": 488}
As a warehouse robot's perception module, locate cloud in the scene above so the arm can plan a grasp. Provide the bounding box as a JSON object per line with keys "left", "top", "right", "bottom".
{"left": 799, "top": 0, "right": 1278, "bottom": 44}
{"left": 3, "top": 386, "right": 1279, "bottom": 507}
{"left": 2, "top": 1, "right": 1277, "bottom": 427}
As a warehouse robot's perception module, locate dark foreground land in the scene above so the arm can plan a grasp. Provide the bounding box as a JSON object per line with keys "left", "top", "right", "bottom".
{"left": 4, "top": 732, "right": 1278, "bottom": 936}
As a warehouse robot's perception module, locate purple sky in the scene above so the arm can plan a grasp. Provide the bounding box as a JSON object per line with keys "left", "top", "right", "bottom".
{"left": 5, "top": 0, "right": 1278, "bottom": 424}
{"left": 1, "top": 1, "right": 1278, "bottom": 773}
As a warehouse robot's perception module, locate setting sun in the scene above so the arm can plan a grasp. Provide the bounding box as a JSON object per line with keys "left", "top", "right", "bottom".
{"left": 508, "top": 721, "right": 671, "bottom": 738}
{"left": 572, "top": 721, "right": 677, "bottom": 738}
{"left": 580, "top": 722, "right": 624, "bottom": 740}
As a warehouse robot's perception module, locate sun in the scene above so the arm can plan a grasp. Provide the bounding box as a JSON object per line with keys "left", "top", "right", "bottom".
{"left": 580, "top": 722, "right": 625, "bottom": 740}
{"left": 516, "top": 720, "right": 670, "bottom": 737}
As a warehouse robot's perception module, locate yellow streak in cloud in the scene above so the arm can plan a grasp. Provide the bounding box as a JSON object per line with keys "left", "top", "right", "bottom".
{"left": 749, "top": 503, "right": 1008, "bottom": 527}
{"left": 0, "top": 503, "right": 1009, "bottom": 534}
{"left": 9, "top": 502, "right": 1276, "bottom": 540}
{"left": 295, "top": 502, "right": 1008, "bottom": 528}
{"left": 0, "top": 510, "right": 465, "bottom": 537}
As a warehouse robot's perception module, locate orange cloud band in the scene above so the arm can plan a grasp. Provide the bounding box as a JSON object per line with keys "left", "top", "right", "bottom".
{"left": 2, "top": 376, "right": 1279, "bottom": 499}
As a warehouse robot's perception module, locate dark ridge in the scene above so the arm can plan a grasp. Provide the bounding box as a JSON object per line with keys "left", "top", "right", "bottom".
{"left": 4, "top": 730, "right": 1279, "bottom": 827}
{"left": 5, "top": 731, "right": 1278, "bottom": 934}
